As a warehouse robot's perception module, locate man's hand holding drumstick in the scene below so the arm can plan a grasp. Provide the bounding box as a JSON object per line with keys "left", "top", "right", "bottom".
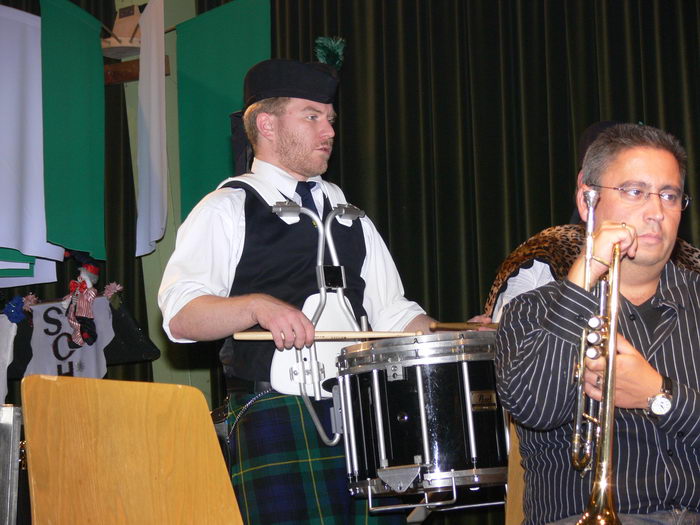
{"left": 231, "top": 298, "right": 438, "bottom": 348}
{"left": 430, "top": 314, "right": 497, "bottom": 332}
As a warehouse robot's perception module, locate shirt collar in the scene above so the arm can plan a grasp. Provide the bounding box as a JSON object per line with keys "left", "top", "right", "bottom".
{"left": 251, "top": 158, "right": 324, "bottom": 198}
{"left": 651, "top": 261, "right": 689, "bottom": 312}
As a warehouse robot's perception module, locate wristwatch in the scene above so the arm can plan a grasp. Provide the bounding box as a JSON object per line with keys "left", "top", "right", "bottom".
{"left": 646, "top": 375, "right": 673, "bottom": 416}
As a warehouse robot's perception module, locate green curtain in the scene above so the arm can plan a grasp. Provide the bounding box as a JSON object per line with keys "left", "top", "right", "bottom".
{"left": 1, "top": 0, "right": 151, "bottom": 399}
{"left": 271, "top": 0, "right": 700, "bottom": 325}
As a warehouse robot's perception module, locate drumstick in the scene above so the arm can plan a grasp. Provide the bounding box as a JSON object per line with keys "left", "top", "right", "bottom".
{"left": 233, "top": 330, "right": 423, "bottom": 341}
{"left": 429, "top": 321, "right": 499, "bottom": 331}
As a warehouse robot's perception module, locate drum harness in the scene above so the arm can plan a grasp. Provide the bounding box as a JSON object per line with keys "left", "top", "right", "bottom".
{"left": 228, "top": 197, "right": 366, "bottom": 445}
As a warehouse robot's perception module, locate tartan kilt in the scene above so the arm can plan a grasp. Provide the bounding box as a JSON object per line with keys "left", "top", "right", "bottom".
{"left": 227, "top": 392, "right": 406, "bottom": 525}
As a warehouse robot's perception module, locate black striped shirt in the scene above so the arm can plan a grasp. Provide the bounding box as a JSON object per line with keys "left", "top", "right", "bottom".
{"left": 495, "top": 261, "right": 700, "bottom": 525}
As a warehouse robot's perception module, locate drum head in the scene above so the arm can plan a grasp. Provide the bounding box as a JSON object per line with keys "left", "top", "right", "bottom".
{"left": 337, "top": 331, "right": 495, "bottom": 374}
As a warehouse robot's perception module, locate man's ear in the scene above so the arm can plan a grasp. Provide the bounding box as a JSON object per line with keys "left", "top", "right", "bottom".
{"left": 256, "top": 112, "right": 276, "bottom": 141}
{"left": 576, "top": 173, "right": 589, "bottom": 222}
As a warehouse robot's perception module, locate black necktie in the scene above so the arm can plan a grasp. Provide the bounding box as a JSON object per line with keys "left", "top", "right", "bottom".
{"left": 296, "top": 181, "right": 319, "bottom": 216}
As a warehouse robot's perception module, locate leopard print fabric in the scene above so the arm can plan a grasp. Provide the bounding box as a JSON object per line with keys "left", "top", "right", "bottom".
{"left": 483, "top": 224, "right": 700, "bottom": 317}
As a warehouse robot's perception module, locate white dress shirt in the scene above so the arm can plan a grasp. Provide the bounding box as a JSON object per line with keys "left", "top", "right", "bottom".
{"left": 158, "top": 159, "right": 425, "bottom": 342}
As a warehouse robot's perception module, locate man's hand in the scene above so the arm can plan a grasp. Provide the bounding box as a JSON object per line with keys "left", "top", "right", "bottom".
{"left": 583, "top": 333, "right": 662, "bottom": 409}
{"left": 250, "top": 294, "right": 315, "bottom": 350}
{"left": 467, "top": 314, "right": 495, "bottom": 331}
{"left": 168, "top": 293, "right": 314, "bottom": 346}
{"left": 568, "top": 221, "right": 638, "bottom": 287}
{"left": 427, "top": 314, "right": 496, "bottom": 332}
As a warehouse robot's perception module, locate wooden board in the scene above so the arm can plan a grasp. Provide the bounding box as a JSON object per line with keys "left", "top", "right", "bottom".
{"left": 22, "top": 375, "right": 242, "bottom": 524}
{"left": 104, "top": 56, "right": 170, "bottom": 85}
{"left": 505, "top": 420, "right": 525, "bottom": 525}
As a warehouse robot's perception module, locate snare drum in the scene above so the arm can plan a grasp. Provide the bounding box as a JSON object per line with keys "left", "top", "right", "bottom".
{"left": 335, "top": 332, "right": 508, "bottom": 510}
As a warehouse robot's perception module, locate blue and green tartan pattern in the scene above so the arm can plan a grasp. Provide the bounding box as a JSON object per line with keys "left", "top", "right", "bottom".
{"left": 227, "top": 392, "right": 405, "bottom": 525}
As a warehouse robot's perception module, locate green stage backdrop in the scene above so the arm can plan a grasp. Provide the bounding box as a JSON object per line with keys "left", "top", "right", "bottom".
{"left": 177, "top": 0, "right": 270, "bottom": 220}
{"left": 41, "top": 0, "right": 106, "bottom": 260}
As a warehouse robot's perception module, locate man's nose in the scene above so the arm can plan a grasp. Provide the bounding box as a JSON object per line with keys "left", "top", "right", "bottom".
{"left": 321, "top": 119, "right": 335, "bottom": 138}
{"left": 643, "top": 192, "right": 665, "bottom": 220}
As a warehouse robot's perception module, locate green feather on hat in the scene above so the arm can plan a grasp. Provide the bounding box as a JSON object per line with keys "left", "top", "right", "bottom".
{"left": 314, "top": 36, "right": 346, "bottom": 71}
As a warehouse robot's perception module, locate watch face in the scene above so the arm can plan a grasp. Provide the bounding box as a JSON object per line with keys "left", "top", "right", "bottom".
{"left": 651, "top": 395, "right": 672, "bottom": 415}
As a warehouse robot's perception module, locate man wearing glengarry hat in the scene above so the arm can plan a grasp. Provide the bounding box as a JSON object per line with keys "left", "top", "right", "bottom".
{"left": 158, "top": 58, "right": 434, "bottom": 523}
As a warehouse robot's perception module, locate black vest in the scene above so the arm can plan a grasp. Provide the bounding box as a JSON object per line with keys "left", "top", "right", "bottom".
{"left": 218, "top": 181, "right": 368, "bottom": 381}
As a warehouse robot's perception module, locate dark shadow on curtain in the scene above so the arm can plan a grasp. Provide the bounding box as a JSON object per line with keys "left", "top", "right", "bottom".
{"left": 196, "top": 0, "right": 230, "bottom": 16}
{"left": 103, "top": 64, "right": 153, "bottom": 383}
{"left": 0, "top": 0, "right": 38, "bottom": 14}
{"left": 1, "top": 0, "right": 152, "bottom": 403}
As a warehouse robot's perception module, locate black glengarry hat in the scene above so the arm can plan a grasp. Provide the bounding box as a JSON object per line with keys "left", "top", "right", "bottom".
{"left": 243, "top": 59, "right": 339, "bottom": 109}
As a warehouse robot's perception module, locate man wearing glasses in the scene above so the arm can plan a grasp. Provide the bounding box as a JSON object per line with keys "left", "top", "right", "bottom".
{"left": 495, "top": 124, "right": 700, "bottom": 524}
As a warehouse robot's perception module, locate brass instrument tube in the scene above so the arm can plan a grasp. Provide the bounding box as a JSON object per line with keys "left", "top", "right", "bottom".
{"left": 572, "top": 190, "right": 600, "bottom": 470}
{"left": 577, "top": 244, "right": 621, "bottom": 525}
{"left": 569, "top": 189, "right": 622, "bottom": 523}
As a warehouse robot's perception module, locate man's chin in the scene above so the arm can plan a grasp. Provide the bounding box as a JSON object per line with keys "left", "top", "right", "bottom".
{"left": 311, "top": 161, "right": 329, "bottom": 176}
{"left": 627, "top": 247, "right": 673, "bottom": 269}
{"left": 294, "top": 160, "right": 328, "bottom": 178}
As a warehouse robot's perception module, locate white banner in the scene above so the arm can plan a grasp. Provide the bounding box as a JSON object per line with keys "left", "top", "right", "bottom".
{"left": 26, "top": 297, "right": 114, "bottom": 379}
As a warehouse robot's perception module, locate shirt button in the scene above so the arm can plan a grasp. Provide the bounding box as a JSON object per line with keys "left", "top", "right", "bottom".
{"left": 629, "top": 313, "right": 637, "bottom": 321}
{"left": 677, "top": 431, "right": 685, "bottom": 438}
{"left": 667, "top": 449, "right": 674, "bottom": 457}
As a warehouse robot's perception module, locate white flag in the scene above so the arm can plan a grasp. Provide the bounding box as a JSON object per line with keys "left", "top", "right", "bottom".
{"left": 0, "top": 6, "right": 63, "bottom": 265}
{"left": 135, "top": 0, "right": 168, "bottom": 257}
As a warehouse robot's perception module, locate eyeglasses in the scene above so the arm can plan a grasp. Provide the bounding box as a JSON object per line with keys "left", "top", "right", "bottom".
{"left": 590, "top": 184, "right": 691, "bottom": 211}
